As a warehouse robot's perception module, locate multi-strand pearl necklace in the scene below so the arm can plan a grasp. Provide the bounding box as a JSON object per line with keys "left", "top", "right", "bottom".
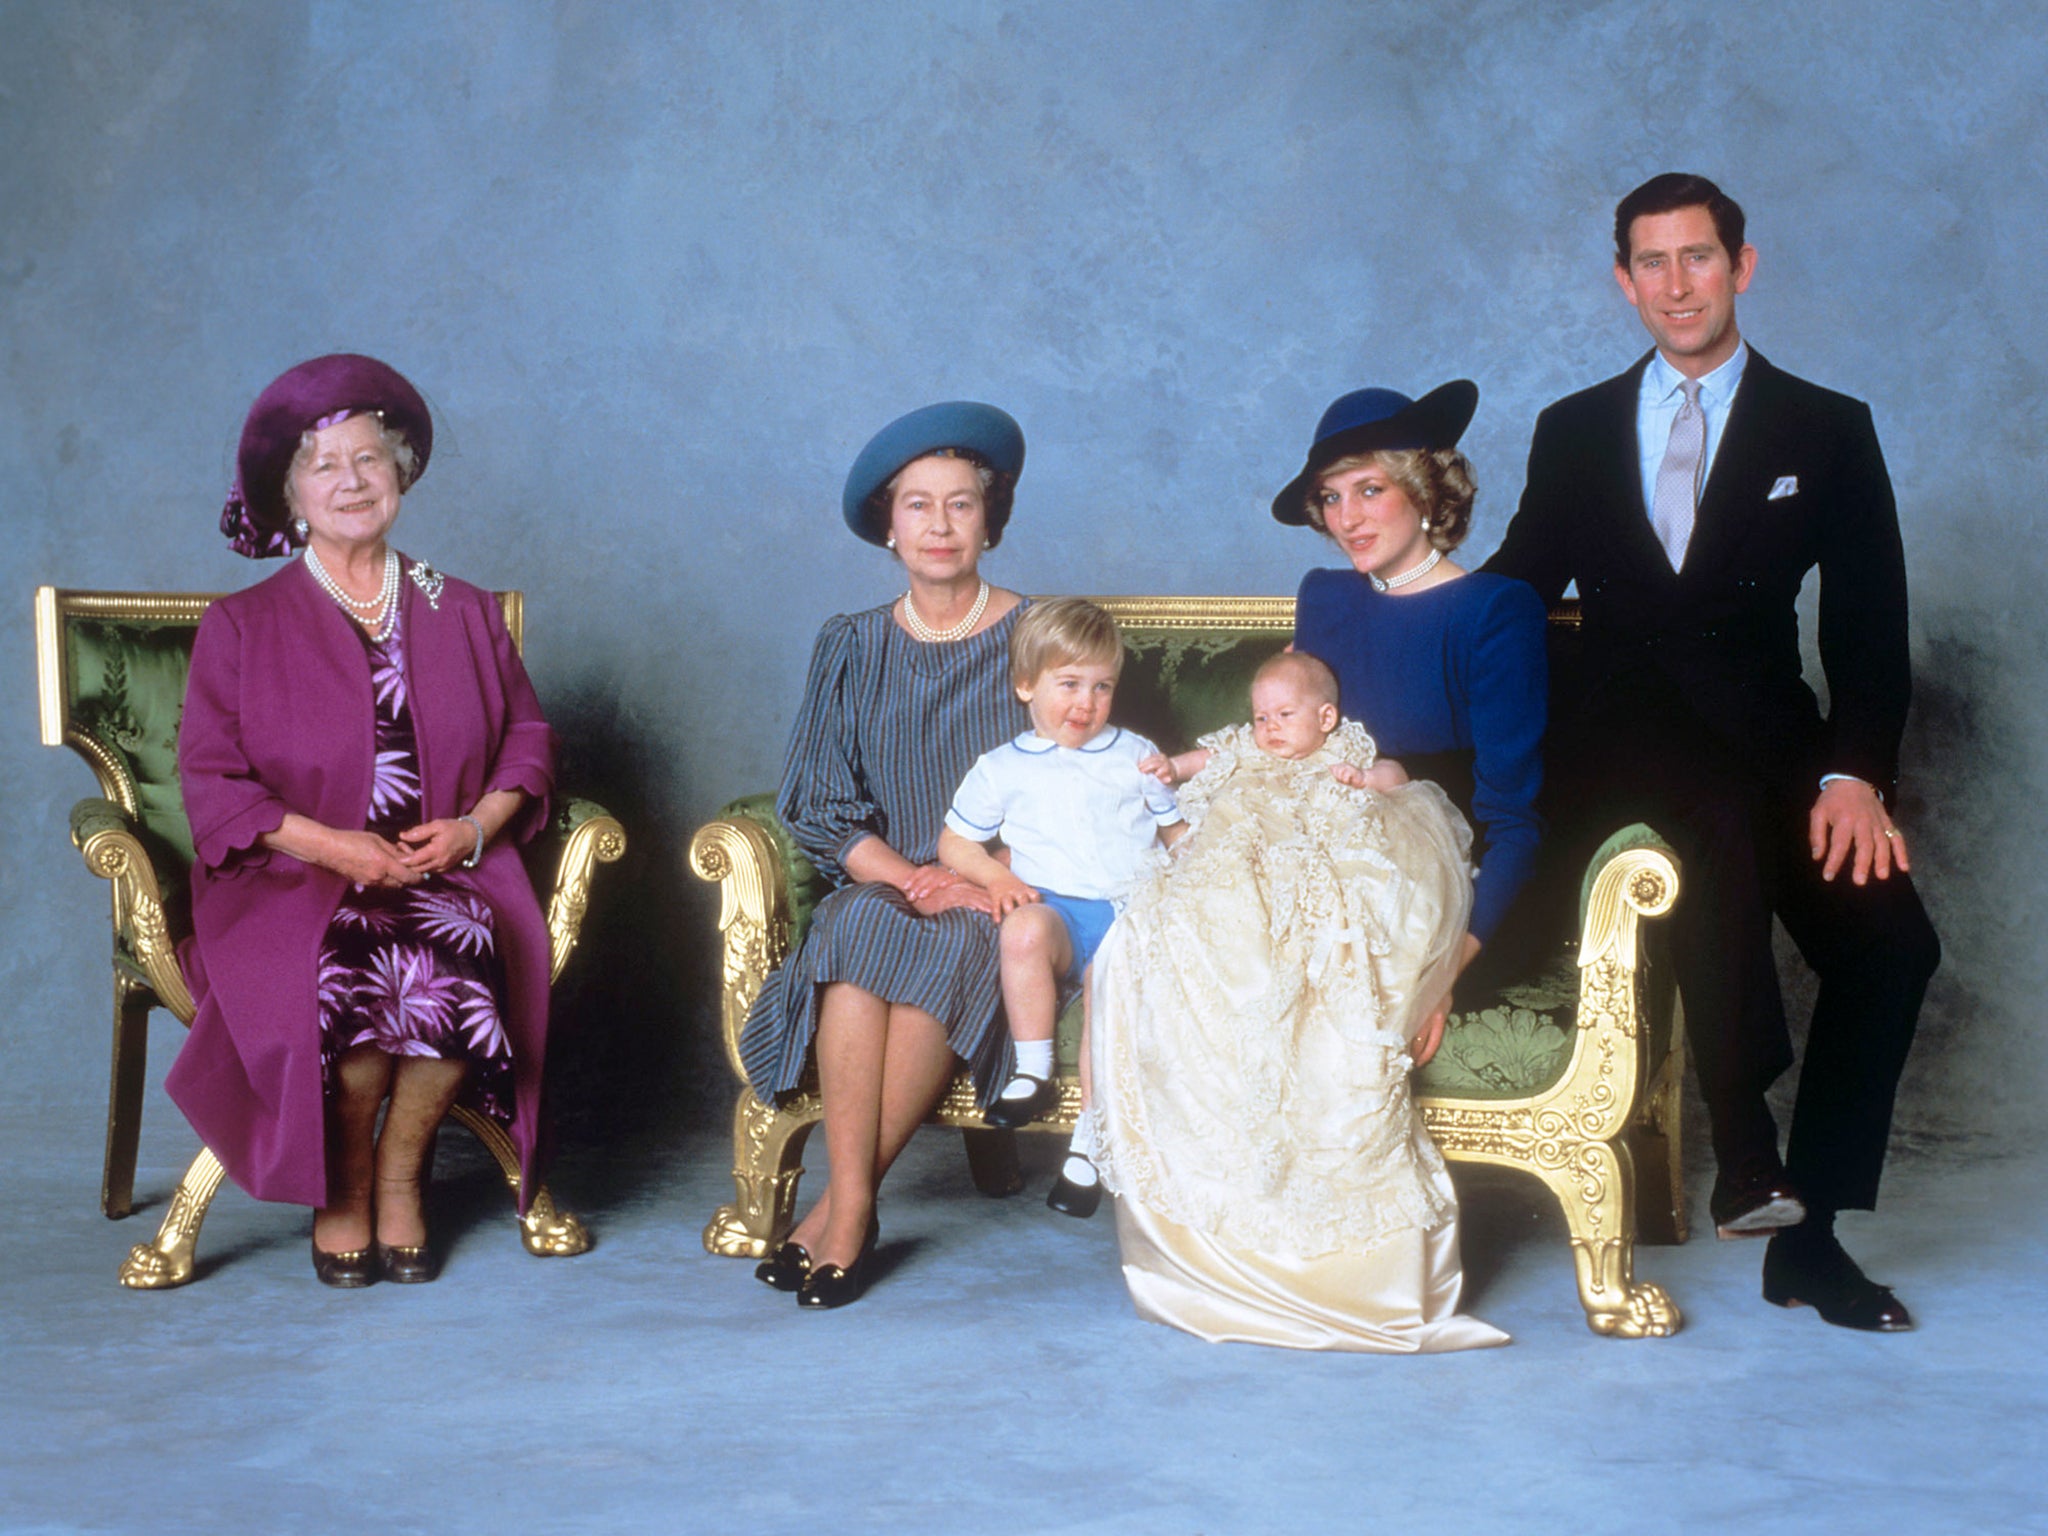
{"left": 1369, "top": 548, "right": 1442, "bottom": 594}
{"left": 901, "top": 578, "right": 990, "bottom": 643}
{"left": 304, "top": 546, "right": 401, "bottom": 642}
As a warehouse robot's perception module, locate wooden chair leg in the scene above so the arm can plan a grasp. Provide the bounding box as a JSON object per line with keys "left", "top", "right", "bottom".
{"left": 1538, "top": 1138, "right": 1682, "bottom": 1338}
{"left": 119, "top": 1147, "right": 226, "bottom": 1289}
{"left": 1627, "top": 1027, "right": 1690, "bottom": 1246}
{"left": 961, "top": 1127, "right": 1023, "bottom": 1197}
{"left": 102, "top": 972, "right": 152, "bottom": 1220}
{"left": 703, "top": 1088, "right": 818, "bottom": 1258}
{"left": 445, "top": 1104, "right": 592, "bottom": 1257}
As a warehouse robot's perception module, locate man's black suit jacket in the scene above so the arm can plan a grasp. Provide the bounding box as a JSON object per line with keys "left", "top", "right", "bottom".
{"left": 1488, "top": 349, "right": 1912, "bottom": 799}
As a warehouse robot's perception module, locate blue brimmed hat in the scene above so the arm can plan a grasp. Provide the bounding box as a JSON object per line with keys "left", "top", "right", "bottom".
{"left": 1270, "top": 380, "right": 1478, "bottom": 526}
{"left": 842, "top": 401, "right": 1025, "bottom": 545}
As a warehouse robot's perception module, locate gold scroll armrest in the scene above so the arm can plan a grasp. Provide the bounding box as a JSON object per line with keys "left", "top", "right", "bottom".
{"left": 688, "top": 812, "right": 794, "bottom": 1080}
{"left": 1539, "top": 834, "right": 1680, "bottom": 1133}
{"left": 543, "top": 797, "right": 627, "bottom": 984}
{"left": 70, "top": 797, "right": 195, "bottom": 1024}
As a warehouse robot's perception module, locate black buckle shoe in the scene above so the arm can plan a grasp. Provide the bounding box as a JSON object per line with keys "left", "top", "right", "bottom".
{"left": 311, "top": 1235, "right": 377, "bottom": 1288}
{"left": 797, "top": 1219, "right": 878, "bottom": 1311}
{"left": 983, "top": 1075, "right": 1058, "bottom": 1129}
{"left": 754, "top": 1240, "right": 812, "bottom": 1292}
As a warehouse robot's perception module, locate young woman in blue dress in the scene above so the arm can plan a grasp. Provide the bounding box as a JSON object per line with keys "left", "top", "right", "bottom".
{"left": 1277, "top": 382, "right": 1549, "bottom": 1060}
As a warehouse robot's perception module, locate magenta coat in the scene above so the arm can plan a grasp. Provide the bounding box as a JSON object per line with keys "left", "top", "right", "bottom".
{"left": 170, "top": 557, "right": 557, "bottom": 1211}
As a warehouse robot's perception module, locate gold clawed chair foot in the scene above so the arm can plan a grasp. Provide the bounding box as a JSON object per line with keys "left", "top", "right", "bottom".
{"left": 1553, "top": 1141, "right": 1683, "bottom": 1338}
{"left": 703, "top": 1088, "right": 819, "bottom": 1258}
{"left": 519, "top": 1187, "right": 593, "bottom": 1257}
{"left": 118, "top": 1147, "right": 227, "bottom": 1289}
{"left": 444, "top": 1104, "right": 592, "bottom": 1260}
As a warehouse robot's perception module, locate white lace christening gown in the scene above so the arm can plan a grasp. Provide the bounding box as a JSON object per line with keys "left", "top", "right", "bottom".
{"left": 1085, "top": 720, "right": 1508, "bottom": 1352}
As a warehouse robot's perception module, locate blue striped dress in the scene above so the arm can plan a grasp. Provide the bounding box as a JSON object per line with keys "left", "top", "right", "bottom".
{"left": 739, "top": 600, "right": 1030, "bottom": 1103}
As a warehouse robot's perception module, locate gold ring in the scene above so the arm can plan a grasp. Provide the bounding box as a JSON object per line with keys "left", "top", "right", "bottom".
{"left": 1883, "top": 827, "right": 1899, "bottom": 839}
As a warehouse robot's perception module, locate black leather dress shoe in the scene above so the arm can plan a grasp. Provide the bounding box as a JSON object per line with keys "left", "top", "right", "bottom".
{"left": 376, "top": 1241, "right": 438, "bottom": 1284}
{"left": 1763, "top": 1231, "right": 1914, "bottom": 1332}
{"left": 311, "top": 1235, "right": 377, "bottom": 1289}
{"left": 797, "top": 1220, "right": 878, "bottom": 1311}
{"left": 1710, "top": 1157, "right": 1807, "bottom": 1239}
{"left": 983, "top": 1075, "right": 1058, "bottom": 1129}
{"left": 754, "top": 1239, "right": 812, "bottom": 1292}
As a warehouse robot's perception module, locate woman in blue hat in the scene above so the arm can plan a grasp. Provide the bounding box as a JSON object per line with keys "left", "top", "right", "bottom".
{"left": 1083, "top": 382, "right": 1547, "bottom": 1350}
{"left": 1279, "top": 380, "right": 1549, "bottom": 1022}
{"left": 737, "top": 401, "right": 1031, "bottom": 1308}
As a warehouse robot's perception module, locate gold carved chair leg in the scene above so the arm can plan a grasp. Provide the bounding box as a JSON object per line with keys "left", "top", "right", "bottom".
{"left": 443, "top": 1104, "right": 592, "bottom": 1258}
{"left": 703, "top": 1088, "right": 819, "bottom": 1258}
{"left": 101, "top": 972, "right": 155, "bottom": 1220}
{"left": 1542, "top": 1137, "right": 1681, "bottom": 1338}
{"left": 118, "top": 1147, "right": 227, "bottom": 1289}
{"left": 961, "top": 1127, "right": 1024, "bottom": 1197}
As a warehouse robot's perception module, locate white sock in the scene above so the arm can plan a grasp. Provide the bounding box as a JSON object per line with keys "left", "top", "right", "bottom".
{"left": 1004, "top": 1041, "right": 1054, "bottom": 1091}
{"left": 1060, "top": 1151, "right": 1099, "bottom": 1188}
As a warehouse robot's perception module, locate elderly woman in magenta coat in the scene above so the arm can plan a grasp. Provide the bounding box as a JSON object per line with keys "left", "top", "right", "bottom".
{"left": 171, "top": 353, "right": 556, "bottom": 1287}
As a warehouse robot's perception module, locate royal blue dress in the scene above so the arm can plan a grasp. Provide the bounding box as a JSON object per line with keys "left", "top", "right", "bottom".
{"left": 1293, "top": 568, "right": 1547, "bottom": 945}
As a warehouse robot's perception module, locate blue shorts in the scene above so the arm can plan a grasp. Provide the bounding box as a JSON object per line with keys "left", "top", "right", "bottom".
{"left": 1036, "top": 891, "right": 1119, "bottom": 990}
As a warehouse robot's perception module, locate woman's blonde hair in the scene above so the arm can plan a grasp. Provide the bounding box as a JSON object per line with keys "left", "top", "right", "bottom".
{"left": 1009, "top": 597, "right": 1124, "bottom": 688}
{"left": 1307, "top": 447, "right": 1477, "bottom": 552}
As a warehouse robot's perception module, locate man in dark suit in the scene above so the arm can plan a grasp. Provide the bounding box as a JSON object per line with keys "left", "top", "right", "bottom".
{"left": 1489, "top": 173, "right": 1941, "bottom": 1331}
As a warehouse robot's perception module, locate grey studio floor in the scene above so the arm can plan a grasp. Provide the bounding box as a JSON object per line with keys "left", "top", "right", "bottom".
{"left": 4, "top": 1070, "right": 2044, "bottom": 1536}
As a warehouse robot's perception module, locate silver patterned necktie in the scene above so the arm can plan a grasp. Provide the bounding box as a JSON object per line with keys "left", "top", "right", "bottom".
{"left": 1651, "top": 378, "right": 1705, "bottom": 571}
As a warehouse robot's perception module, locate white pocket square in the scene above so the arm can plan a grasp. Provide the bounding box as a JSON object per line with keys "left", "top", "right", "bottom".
{"left": 1768, "top": 475, "right": 1799, "bottom": 501}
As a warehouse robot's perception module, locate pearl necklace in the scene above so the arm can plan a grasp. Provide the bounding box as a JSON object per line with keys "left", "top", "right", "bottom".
{"left": 1369, "top": 548, "right": 1443, "bottom": 594}
{"left": 305, "top": 546, "right": 401, "bottom": 642}
{"left": 902, "top": 578, "right": 990, "bottom": 643}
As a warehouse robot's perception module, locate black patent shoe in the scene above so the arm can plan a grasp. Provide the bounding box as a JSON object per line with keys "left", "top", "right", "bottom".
{"left": 1762, "top": 1230, "right": 1914, "bottom": 1332}
{"left": 1046, "top": 1154, "right": 1102, "bottom": 1219}
{"left": 376, "top": 1242, "right": 437, "bottom": 1284}
{"left": 797, "top": 1219, "right": 878, "bottom": 1311}
{"left": 311, "top": 1235, "right": 377, "bottom": 1289}
{"left": 754, "top": 1239, "right": 813, "bottom": 1293}
{"left": 983, "top": 1075, "right": 1059, "bottom": 1129}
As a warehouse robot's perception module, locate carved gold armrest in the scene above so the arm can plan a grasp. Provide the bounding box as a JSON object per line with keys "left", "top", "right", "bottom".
{"left": 544, "top": 797, "right": 627, "bottom": 984}
{"left": 70, "top": 797, "right": 194, "bottom": 1024}
{"left": 688, "top": 815, "right": 793, "bottom": 1080}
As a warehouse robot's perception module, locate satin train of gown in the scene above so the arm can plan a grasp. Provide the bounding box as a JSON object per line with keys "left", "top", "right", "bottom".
{"left": 1114, "top": 1199, "right": 1506, "bottom": 1353}
{"left": 1088, "top": 722, "right": 1507, "bottom": 1352}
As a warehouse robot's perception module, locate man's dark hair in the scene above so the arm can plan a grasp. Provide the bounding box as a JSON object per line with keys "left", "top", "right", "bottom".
{"left": 1613, "top": 173, "right": 1747, "bottom": 266}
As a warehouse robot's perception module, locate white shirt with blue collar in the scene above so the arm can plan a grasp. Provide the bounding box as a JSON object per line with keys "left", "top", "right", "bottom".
{"left": 945, "top": 726, "right": 1182, "bottom": 902}
{"left": 1635, "top": 341, "right": 1749, "bottom": 517}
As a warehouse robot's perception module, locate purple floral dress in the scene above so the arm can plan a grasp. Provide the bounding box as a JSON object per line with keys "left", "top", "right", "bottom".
{"left": 317, "top": 606, "right": 516, "bottom": 1119}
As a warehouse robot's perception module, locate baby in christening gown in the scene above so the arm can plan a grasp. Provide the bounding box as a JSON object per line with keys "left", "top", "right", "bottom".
{"left": 1081, "top": 651, "right": 1508, "bottom": 1352}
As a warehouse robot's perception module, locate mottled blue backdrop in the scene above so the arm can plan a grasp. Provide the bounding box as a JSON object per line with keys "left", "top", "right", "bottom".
{"left": 5, "top": 1, "right": 2042, "bottom": 1152}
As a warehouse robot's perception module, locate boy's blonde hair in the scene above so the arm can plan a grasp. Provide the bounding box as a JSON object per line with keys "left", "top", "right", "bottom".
{"left": 1253, "top": 650, "right": 1341, "bottom": 709}
{"left": 1010, "top": 597, "right": 1124, "bottom": 687}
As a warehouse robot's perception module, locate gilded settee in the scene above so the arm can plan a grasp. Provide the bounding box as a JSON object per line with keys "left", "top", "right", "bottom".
{"left": 690, "top": 596, "right": 1685, "bottom": 1337}
{"left": 35, "top": 585, "right": 626, "bottom": 1287}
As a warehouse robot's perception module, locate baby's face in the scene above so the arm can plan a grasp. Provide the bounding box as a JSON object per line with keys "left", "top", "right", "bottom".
{"left": 1251, "top": 676, "right": 1339, "bottom": 759}
{"left": 1019, "top": 657, "right": 1120, "bottom": 749}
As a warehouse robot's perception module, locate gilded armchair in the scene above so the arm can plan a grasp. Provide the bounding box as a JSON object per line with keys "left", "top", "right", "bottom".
{"left": 690, "top": 596, "right": 1686, "bottom": 1338}
{"left": 35, "top": 585, "right": 626, "bottom": 1287}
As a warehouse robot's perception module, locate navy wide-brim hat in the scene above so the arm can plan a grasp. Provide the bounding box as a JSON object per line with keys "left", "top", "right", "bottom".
{"left": 1270, "top": 380, "right": 1478, "bottom": 526}
{"left": 841, "top": 401, "right": 1025, "bottom": 545}
{"left": 220, "top": 353, "right": 434, "bottom": 558}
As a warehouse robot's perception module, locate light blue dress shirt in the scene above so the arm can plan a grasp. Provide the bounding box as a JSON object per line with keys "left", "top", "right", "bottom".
{"left": 1634, "top": 342, "right": 1749, "bottom": 517}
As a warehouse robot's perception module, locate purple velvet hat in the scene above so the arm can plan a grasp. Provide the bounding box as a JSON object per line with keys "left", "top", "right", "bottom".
{"left": 220, "top": 354, "right": 433, "bottom": 558}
